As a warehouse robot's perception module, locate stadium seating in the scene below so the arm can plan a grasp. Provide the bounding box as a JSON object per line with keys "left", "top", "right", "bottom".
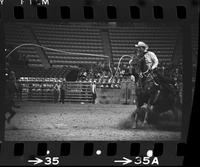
{"left": 191, "top": 24, "right": 198, "bottom": 63}
{"left": 29, "top": 22, "right": 105, "bottom": 67}
{"left": 14, "top": 66, "right": 70, "bottom": 78}
{"left": 5, "top": 22, "right": 184, "bottom": 68}
{"left": 108, "top": 23, "right": 181, "bottom": 65}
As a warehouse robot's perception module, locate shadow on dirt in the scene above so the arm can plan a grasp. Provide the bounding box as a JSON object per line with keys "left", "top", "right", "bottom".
{"left": 118, "top": 110, "right": 181, "bottom": 132}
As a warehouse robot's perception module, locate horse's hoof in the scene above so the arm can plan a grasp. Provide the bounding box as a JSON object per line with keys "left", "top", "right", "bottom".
{"left": 143, "top": 120, "right": 148, "bottom": 124}
{"left": 132, "top": 122, "right": 138, "bottom": 129}
{"left": 132, "top": 125, "right": 137, "bottom": 129}
{"left": 142, "top": 121, "right": 149, "bottom": 128}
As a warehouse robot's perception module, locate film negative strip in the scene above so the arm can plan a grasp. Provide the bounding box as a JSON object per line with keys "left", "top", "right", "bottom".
{"left": 0, "top": 0, "right": 199, "bottom": 166}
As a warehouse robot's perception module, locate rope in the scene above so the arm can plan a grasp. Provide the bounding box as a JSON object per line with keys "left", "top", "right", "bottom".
{"left": 110, "top": 54, "right": 147, "bottom": 81}
{"left": 110, "top": 55, "right": 132, "bottom": 81}
{"left": 5, "top": 43, "right": 109, "bottom": 58}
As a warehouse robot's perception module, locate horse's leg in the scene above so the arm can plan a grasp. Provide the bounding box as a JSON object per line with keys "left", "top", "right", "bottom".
{"left": 134, "top": 112, "right": 138, "bottom": 128}
{"left": 173, "top": 94, "right": 182, "bottom": 121}
{"left": 142, "top": 92, "right": 151, "bottom": 126}
{"left": 131, "top": 103, "right": 140, "bottom": 128}
{"left": 172, "top": 105, "right": 180, "bottom": 122}
{"left": 132, "top": 108, "right": 139, "bottom": 128}
{"left": 133, "top": 89, "right": 140, "bottom": 129}
{"left": 142, "top": 106, "right": 149, "bottom": 126}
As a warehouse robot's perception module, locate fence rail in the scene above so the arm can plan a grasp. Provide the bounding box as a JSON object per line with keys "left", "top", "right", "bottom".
{"left": 15, "top": 81, "right": 136, "bottom": 104}
{"left": 16, "top": 81, "right": 93, "bottom": 103}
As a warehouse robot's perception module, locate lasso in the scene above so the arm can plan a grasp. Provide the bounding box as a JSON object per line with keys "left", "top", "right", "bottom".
{"left": 110, "top": 54, "right": 147, "bottom": 81}
{"left": 110, "top": 55, "right": 132, "bottom": 81}
{"left": 5, "top": 43, "right": 109, "bottom": 58}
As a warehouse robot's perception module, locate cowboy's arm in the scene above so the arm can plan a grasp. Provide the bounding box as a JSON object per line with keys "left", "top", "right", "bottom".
{"left": 151, "top": 52, "right": 159, "bottom": 70}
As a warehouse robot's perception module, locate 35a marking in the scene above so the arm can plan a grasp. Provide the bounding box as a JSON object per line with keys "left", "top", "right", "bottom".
{"left": 134, "top": 156, "right": 159, "bottom": 165}
{"left": 114, "top": 150, "right": 159, "bottom": 166}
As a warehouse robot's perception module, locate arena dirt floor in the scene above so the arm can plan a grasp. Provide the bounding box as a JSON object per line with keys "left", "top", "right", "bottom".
{"left": 5, "top": 102, "right": 181, "bottom": 141}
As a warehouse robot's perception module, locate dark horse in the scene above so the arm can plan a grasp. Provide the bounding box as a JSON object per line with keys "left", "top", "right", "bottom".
{"left": 130, "top": 57, "right": 181, "bottom": 128}
{"left": 147, "top": 72, "right": 182, "bottom": 128}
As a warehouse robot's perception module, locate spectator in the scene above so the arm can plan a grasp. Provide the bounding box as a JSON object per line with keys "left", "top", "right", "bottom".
{"left": 53, "top": 83, "right": 59, "bottom": 103}
{"left": 5, "top": 69, "right": 18, "bottom": 122}
{"left": 9, "top": 71, "right": 17, "bottom": 86}
{"left": 91, "top": 81, "right": 97, "bottom": 104}
{"left": 60, "top": 84, "right": 65, "bottom": 104}
{"left": 57, "top": 83, "right": 61, "bottom": 101}
{"left": 9, "top": 71, "right": 20, "bottom": 108}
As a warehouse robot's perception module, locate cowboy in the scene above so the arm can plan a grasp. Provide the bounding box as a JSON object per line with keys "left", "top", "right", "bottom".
{"left": 136, "top": 42, "right": 177, "bottom": 88}
{"left": 129, "top": 41, "right": 158, "bottom": 83}
{"left": 135, "top": 41, "right": 158, "bottom": 76}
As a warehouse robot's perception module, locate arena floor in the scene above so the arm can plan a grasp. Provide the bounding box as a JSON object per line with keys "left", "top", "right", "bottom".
{"left": 5, "top": 102, "right": 180, "bottom": 141}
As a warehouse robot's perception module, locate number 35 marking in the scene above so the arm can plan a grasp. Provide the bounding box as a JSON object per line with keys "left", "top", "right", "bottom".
{"left": 44, "top": 157, "right": 59, "bottom": 165}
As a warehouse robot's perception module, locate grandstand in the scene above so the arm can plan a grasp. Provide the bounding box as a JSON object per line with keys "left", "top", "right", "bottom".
{"left": 4, "top": 22, "right": 184, "bottom": 68}
{"left": 30, "top": 22, "right": 105, "bottom": 67}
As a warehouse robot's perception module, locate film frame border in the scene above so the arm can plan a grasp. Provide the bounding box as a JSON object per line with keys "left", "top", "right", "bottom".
{"left": 0, "top": 141, "right": 188, "bottom": 166}
{"left": 0, "top": 0, "right": 199, "bottom": 166}
{"left": 0, "top": 0, "right": 195, "bottom": 21}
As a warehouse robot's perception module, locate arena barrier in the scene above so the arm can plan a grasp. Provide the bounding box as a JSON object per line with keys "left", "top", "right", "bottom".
{"left": 96, "top": 80, "right": 136, "bottom": 104}
{"left": 16, "top": 80, "right": 93, "bottom": 103}
{"left": 16, "top": 79, "right": 136, "bottom": 104}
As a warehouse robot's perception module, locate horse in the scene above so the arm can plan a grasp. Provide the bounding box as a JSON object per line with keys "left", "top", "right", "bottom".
{"left": 132, "top": 71, "right": 160, "bottom": 127}
{"left": 130, "top": 57, "right": 181, "bottom": 128}
{"left": 148, "top": 73, "right": 182, "bottom": 125}
{"left": 132, "top": 69, "right": 182, "bottom": 129}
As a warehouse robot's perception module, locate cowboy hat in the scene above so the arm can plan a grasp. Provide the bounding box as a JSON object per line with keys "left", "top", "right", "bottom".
{"left": 135, "top": 41, "right": 149, "bottom": 51}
